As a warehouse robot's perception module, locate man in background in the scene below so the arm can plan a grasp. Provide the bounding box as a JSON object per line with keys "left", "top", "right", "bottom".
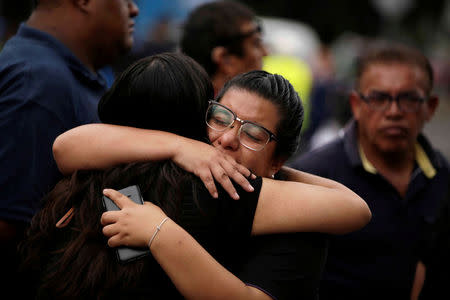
{"left": 290, "top": 44, "right": 449, "bottom": 299}
{"left": 180, "top": 0, "right": 268, "bottom": 96}
{"left": 0, "top": 0, "right": 139, "bottom": 293}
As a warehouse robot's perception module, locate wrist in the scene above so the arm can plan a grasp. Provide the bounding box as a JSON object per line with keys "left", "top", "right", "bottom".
{"left": 169, "top": 134, "right": 189, "bottom": 162}
{"left": 147, "top": 217, "right": 171, "bottom": 251}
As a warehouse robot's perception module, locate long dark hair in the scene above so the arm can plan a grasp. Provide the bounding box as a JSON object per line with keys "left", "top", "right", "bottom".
{"left": 19, "top": 53, "right": 214, "bottom": 299}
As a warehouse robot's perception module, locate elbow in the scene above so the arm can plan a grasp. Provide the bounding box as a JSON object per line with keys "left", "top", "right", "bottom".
{"left": 333, "top": 197, "right": 372, "bottom": 235}
{"left": 354, "top": 200, "right": 372, "bottom": 231}
{"left": 52, "top": 134, "right": 73, "bottom": 175}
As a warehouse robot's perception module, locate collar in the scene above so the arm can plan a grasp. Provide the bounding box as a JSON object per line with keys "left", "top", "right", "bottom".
{"left": 343, "top": 119, "right": 438, "bottom": 179}
{"left": 17, "top": 23, "right": 107, "bottom": 88}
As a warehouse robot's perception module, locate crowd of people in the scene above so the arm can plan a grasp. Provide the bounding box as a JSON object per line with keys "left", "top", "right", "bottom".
{"left": 0, "top": 0, "right": 448, "bottom": 299}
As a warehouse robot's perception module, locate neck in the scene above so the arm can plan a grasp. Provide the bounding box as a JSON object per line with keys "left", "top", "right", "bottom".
{"left": 26, "top": 9, "right": 97, "bottom": 73}
{"left": 359, "top": 136, "right": 415, "bottom": 197}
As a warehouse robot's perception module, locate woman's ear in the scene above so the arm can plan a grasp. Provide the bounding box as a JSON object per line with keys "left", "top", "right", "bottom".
{"left": 270, "top": 156, "right": 287, "bottom": 178}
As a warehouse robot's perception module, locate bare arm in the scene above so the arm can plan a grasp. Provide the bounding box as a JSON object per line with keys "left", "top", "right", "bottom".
{"left": 101, "top": 189, "right": 272, "bottom": 300}
{"left": 252, "top": 177, "right": 371, "bottom": 235}
{"left": 410, "top": 261, "right": 426, "bottom": 300}
{"left": 53, "top": 124, "right": 254, "bottom": 200}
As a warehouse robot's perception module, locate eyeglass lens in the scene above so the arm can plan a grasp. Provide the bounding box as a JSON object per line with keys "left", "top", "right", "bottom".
{"left": 206, "top": 103, "right": 270, "bottom": 151}
{"left": 363, "top": 92, "right": 424, "bottom": 112}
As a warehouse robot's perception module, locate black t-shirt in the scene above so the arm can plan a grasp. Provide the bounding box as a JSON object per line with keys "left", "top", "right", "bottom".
{"left": 132, "top": 175, "right": 263, "bottom": 299}
{"left": 238, "top": 232, "right": 328, "bottom": 300}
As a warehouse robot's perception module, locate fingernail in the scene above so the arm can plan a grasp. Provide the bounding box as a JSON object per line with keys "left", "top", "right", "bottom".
{"left": 213, "top": 192, "right": 218, "bottom": 198}
{"left": 247, "top": 184, "right": 254, "bottom": 191}
{"left": 251, "top": 174, "right": 257, "bottom": 179}
{"left": 233, "top": 192, "right": 240, "bottom": 200}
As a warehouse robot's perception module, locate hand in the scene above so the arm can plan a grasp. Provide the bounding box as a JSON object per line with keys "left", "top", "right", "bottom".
{"left": 101, "top": 189, "right": 167, "bottom": 248}
{"left": 173, "top": 138, "right": 255, "bottom": 200}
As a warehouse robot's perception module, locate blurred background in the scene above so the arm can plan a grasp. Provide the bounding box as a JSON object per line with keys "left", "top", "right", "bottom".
{"left": 1, "top": 0, "right": 449, "bottom": 159}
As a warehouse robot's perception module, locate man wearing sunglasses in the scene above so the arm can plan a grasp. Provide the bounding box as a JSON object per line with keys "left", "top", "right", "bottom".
{"left": 290, "top": 44, "right": 449, "bottom": 299}
{"left": 180, "top": 0, "right": 268, "bottom": 96}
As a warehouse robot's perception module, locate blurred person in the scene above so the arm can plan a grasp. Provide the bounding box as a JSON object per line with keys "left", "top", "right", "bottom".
{"left": 290, "top": 43, "right": 449, "bottom": 299}
{"left": 22, "top": 53, "right": 371, "bottom": 298}
{"left": 180, "top": 0, "right": 268, "bottom": 96}
{"left": 0, "top": 0, "right": 139, "bottom": 294}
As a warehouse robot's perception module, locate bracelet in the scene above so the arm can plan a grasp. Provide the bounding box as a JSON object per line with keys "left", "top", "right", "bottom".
{"left": 147, "top": 217, "right": 169, "bottom": 249}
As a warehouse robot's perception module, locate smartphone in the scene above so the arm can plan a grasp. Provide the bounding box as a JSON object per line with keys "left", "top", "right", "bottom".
{"left": 102, "top": 185, "right": 150, "bottom": 263}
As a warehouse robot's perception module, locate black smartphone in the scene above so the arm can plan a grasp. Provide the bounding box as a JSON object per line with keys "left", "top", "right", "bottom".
{"left": 102, "top": 185, "right": 150, "bottom": 263}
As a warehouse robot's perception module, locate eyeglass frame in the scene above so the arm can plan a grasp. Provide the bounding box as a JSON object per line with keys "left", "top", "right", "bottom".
{"left": 205, "top": 100, "right": 277, "bottom": 151}
{"left": 357, "top": 91, "right": 427, "bottom": 112}
{"left": 218, "top": 18, "right": 263, "bottom": 46}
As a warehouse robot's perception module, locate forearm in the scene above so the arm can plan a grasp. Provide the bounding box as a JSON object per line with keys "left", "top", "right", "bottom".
{"left": 252, "top": 178, "right": 371, "bottom": 235}
{"left": 53, "top": 124, "right": 183, "bottom": 174}
{"left": 150, "top": 219, "right": 272, "bottom": 300}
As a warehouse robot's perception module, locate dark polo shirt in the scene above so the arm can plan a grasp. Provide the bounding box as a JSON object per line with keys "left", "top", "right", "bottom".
{"left": 289, "top": 120, "right": 449, "bottom": 300}
{"left": 0, "top": 23, "right": 108, "bottom": 224}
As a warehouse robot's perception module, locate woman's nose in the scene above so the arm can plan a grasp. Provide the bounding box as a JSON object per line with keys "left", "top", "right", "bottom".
{"left": 217, "top": 125, "right": 240, "bottom": 150}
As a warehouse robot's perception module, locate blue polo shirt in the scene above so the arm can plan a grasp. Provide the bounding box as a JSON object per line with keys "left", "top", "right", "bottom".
{"left": 289, "top": 120, "right": 449, "bottom": 300}
{"left": 0, "top": 24, "right": 108, "bottom": 223}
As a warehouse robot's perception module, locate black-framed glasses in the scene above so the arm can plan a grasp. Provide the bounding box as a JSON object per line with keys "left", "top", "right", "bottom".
{"left": 358, "top": 91, "right": 427, "bottom": 112}
{"left": 206, "top": 101, "right": 277, "bottom": 151}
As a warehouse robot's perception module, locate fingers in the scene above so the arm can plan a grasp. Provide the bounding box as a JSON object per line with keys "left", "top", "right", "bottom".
{"left": 106, "top": 235, "right": 123, "bottom": 248}
{"left": 102, "top": 223, "right": 119, "bottom": 238}
{"left": 198, "top": 154, "right": 256, "bottom": 200}
{"left": 220, "top": 159, "right": 254, "bottom": 193}
{"left": 224, "top": 155, "right": 253, "bottom": 179}
{"left": 210, "top": 163, "right": 239, "bottom": 200}
{"left": 103, "top": 188, "right": 135, "bottom": 209}
{"left": 197, "top": 169, "right": 218, "bottom": 199}
{"left": 101, "top": 210, "right": 120, "bottom": 225}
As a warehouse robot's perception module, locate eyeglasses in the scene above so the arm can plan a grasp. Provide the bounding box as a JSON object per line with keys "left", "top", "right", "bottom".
{"left": 358, "top": 91, "right": 427, "bottom": 112}
{"left": 219, "top": 19, "right": 263, "bottom": 46}
{"left": 205, "top": 101, "right": 277, "bottom": 151}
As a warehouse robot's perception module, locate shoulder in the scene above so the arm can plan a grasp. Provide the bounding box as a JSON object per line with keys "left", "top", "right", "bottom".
{"left": 289, "top": 137, "right": 345, "bottom": 172}
{"left": 0, "top": 56, "right": 73, "bottom": 99}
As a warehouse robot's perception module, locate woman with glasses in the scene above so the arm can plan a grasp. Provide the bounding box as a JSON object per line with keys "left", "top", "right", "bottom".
{"left": 43, "top": 55, "right": 370, "bottom": 299}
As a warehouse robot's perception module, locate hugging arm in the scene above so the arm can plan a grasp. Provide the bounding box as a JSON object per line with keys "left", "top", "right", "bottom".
{"left": 252, "top": 176, "right": 371, "bottom": 235}
{"left": 53, "top": 124, "right": 254, "bottom": 200}
{"left": 101, "top": 189, "right": 272, "bottom": 300}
